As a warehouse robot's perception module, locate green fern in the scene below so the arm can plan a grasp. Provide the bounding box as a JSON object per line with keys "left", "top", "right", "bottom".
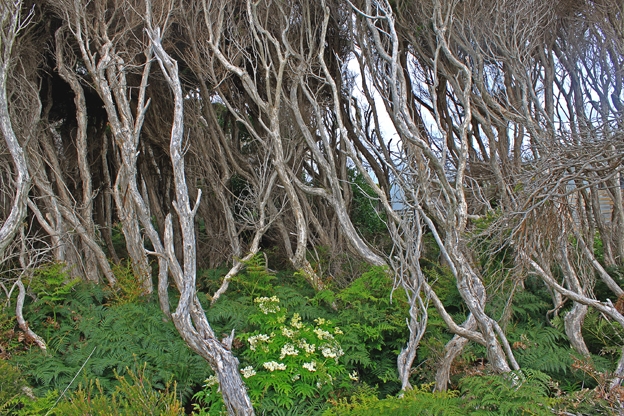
{"left": 235, "top": 253, "right": 276, "bottom": 298}
{"left": 582, "top": 309, "right": 624, "bottom": 359}
{"left": 15, "top": 283, "right": 210, "bottom": 404}
{"left": 459, "top": 369, "right": 557, "bottom": 415}
{"left": 324, "top": 383, "right": 464, "bottom": 416}
{"left": 335, "top": 266, "right": 408, "bottom": 395}
{"left": 507, "top": 320, "right": 576, "bottom": 383}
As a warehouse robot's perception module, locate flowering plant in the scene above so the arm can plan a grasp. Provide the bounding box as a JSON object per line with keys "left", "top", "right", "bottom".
{"left": 193, "top": 296, "right": 351, "bottom": 413}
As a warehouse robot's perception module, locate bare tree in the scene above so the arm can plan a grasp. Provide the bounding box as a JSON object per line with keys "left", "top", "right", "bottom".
{"left": 146, "top": 7, "right": 255, "bottom": 411}
{"left": 348, "top": 0, "right": 522, "bottom": 386}
{"left": 183, "top": 0, "right": 388, "bottom": 290}
{"left": 0, "top": 0, "right": 32, "bottom": 258}
{"left": 50, "top": 0, "right": 161, "bottom": 293}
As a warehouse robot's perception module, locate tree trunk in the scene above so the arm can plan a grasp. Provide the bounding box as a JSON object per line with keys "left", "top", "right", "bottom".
{"left": 453, "top": 251, "right": 513, "bottom": 373}
{"left": 435, "top": 314, "right": 477, "bottom": 391}
{"left": 0, "top": 1, "right": 31, "bottom": 258}
{"left": 560, "top": 244, "right": 591, "bottom": 356}
{"left": 148, "top": 24, "right": 254, "bottom": 414}
{"left": 397, "top": 294, "right": 427, "bottom": 390}
{"left": 564, "top": 302, "right": 590, "bottom": 356}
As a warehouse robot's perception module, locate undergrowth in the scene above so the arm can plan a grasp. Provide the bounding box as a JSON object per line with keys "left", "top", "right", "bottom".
{"left": 8, "top": 263, "right": 210, "bottom": 410}
{"left": 3, "top": 254, "right": 624, "bottom": 414}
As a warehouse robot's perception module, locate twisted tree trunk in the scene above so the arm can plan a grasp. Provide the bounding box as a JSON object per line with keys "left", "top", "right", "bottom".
{"left": 148, "top": 22, "right": 254, "bottom": 414}
{"left": 0, "top": 0, "right": 31, "bottom": 258}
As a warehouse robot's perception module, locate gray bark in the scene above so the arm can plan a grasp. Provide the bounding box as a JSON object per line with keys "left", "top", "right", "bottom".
{"left": 65, "top": 3, "right": 153, "bottom": 292}
{"left": 608, "top": 173, "right": 624, "bottom": 264}
{"left": 564, "top": 302, "right": 590, "bottom": 357}
{"left": 15, "top": 279, "right": 46, "bottom": 351}
{"left": 560, "top": 243, "right": 591, "bottom": 356}
{"left": 397, "top": 293, "right": 428, "bottom": 390}
{"left": 435, "top": 314, "right": 477, "bottom": 391}
{"left": 54, "top": 27, "right": 101, "bottom": 282}
{"left": 0, "top": 0, "right": 31, "bottom": 258}
{"left": 148, "top": 24, "right": 254, "bottom": 415}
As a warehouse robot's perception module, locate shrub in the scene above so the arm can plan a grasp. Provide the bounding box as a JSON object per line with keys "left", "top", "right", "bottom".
{"left": 0, "top": 360, "right": 28, "bottom": 415}
{"left": 459, "top": 369, "right": 557, "bottom": 415}
{"left": 193, "top": 296, "right": 350, "bottom": 414}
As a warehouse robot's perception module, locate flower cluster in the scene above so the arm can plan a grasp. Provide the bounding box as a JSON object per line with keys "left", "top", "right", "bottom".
{"left": 302, "top": 361, "right": 317, "bottom": 372}
{"left": 238, "top": 295, "right": 350, "bottom": 410}
{"left": 254, "top": 296, "right": 281, "bottom": 314}
{"left": 248, "top": 333, "right": 272, "bottom": 351}
{"left": 313, "top": 327, "right": 334, "bottom": 340}
{"left": 203, "top": 375, "right": 219, "bottom": 387}
{"left": 290, "top": 313, "right": 304, "bottom": 329}
{"left": 281, "top": 327, "right": 295, "bottom": 338}
{"left": 321, "top": 345, "right": 344, "bottom": 362}
{"left": 240, "top": 366, "right": 257, "bottom": 378}
{"left": 298, "top": 339, "right": 316, "bottom": 354}
{"left": 314, "top": 317, "right": 327, "bottom": 326}
{"left": 195, "top": 294, "right": 352, "bottom": 414}
{"left": 263, "top": 361, "right": 287, "bottom": 371}
{"left": 279, "top": 343, "right": 299, "bottom": 359}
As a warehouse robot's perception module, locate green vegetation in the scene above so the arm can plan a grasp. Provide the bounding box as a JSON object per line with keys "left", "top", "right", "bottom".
{"left": 1, "top": 253, "right": 624, "bottom": 414}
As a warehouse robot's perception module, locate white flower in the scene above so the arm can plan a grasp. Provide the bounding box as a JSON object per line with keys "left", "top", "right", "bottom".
{"left": 290, "top": 313, "right": 304, "bottom": 329}
{"left": 314, "top": 317, "right": 327, "bottom": 326}
{"left": 240, "top": 366, "right": 256, "bottom": 378}
{"left": 333, "top": 327, "right": 344, "bottom": 335}
{"left": 321, "top": 346, "right": 336, "bottom": 358}
{"left": 321, "top": 345, "right": 344, "bottom": 362}
{"left": 203, "top": 375, "right": 219, "bottom": 387}
{"left": 248, "top": 333, "right": 271, "bottom": 351}
{"left": 279, "top": 343, "right": 299, "bottom": 359}
{"left": 298, "top": 340, "right": 316, "bottom": 354}
{"left": 302, "top": 361, "right": 317, "bottom": 372}
{"left": 254, "top": 296, "right": 281, "bottom": 314}
{"left": 281, "top": 327, "right": 295, "bottom": 338}
{"left": 263, "top": 361, "right": 287, "bottom": 371}
{"left": 349, "top": 371, "right": 359, "bottom": 381}
{"left": 313, "top": 328, "right": 333, "bottom": 340}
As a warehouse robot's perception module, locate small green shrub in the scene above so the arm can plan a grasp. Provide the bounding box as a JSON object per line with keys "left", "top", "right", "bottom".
{"left": 194, "top": 296, "right": 350, "bottom": 414}
{"left": 236, "top": 254, "right": 276, "bottom": 298}
{"left": 0, "top": 305, "right": 22, "bottom": 358}
{"left": 0, "top": 360, "right": 28, "bottom": 415}
{"left": 11, "top": 390, "right": 57, "bottom": 416}
{"left": 28, "top": 263, "right": 80, "bottom": 321}
{"left": 326, "top": 371, "right": 558, "bottom": 416}
{"left": 105, "top": 262, "right": 149, "bottom": 305}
